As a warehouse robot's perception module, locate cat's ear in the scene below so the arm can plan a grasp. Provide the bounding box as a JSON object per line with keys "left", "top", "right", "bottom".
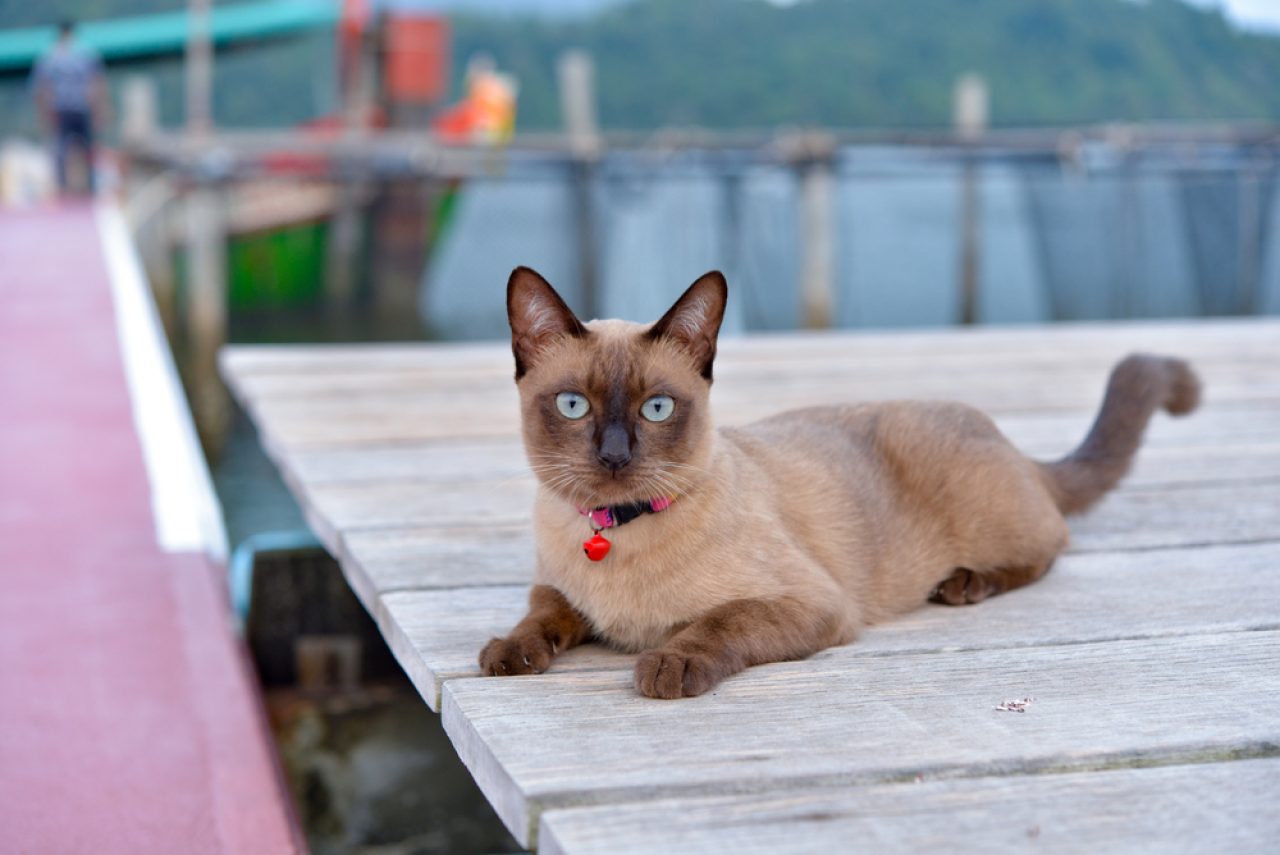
{"left": 507, "top": 266, "right": 588, "bottom": 379}
{"left": 646, "top": 271, "right": 728, "bottom": 380}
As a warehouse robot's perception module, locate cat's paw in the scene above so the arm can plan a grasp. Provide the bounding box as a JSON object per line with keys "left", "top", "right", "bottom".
{"left": 634, "top": 648, "right": 720, "bottom": 699}
{"left": 479, "top": 633, "right": 554, "bottom": 676}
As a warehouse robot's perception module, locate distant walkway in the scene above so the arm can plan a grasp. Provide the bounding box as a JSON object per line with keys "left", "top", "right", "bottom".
{"left": 0, "top": 203, "right": 300, "bottom": 853}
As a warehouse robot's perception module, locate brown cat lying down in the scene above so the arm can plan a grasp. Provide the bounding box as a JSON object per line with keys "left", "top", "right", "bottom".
{"left": 479, "top": 267, "right": 1201, "bottom": 699}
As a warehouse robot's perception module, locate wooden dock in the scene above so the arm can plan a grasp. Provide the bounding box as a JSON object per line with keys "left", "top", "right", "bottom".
{"left": 221, "top": 318, "right": 1280, "bottom": 852}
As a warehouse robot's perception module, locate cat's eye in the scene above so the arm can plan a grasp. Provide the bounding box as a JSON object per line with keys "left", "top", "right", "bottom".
{"left": 556, "top": 392, "right": 590, "bottom": 420}
{"left": 640, "top": 395, "right": 675, "bottom": 423}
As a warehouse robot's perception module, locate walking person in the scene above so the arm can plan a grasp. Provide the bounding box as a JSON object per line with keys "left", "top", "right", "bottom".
{"left": 31, "top": 20, "right": 109, "bottom": 196}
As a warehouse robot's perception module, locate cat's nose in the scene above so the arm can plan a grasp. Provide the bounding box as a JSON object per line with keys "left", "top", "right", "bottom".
{"left": 597, "top": 424, "right": 632, "bottom": 472}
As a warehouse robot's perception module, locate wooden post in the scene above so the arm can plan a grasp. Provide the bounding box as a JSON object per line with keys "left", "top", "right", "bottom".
{"left": 185, "top": 0, "right": 213, "bottom": 136}
{"left": 1239, "top": 165, "right": 1260, "bottom": 315}
{"left": 185, "top": 182, "right": 230, "bottom": 449}
{"left": 121, "top": 76, "right": 158, "bottom": 146}
{"left": 327, "top": 19, "right": 380, "bottom": 309}
{"left": 800, "top": 162, "right": 835, "bottom": 329}
{"left": 558, "top": 50, "right": 601, "bottom": 320}
{"left": 954, "top": 74, "right": 988, "bottom": 326}
{"left": 788, "top": 132, "right": 837, "bottom": 329}
{"left": 121, "top": 77, "right": 174, "bottom": 331}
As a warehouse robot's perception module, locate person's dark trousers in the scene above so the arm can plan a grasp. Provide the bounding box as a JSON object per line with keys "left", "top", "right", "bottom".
{"left": 54, "top": 109, "right": 94, "bottom": 194}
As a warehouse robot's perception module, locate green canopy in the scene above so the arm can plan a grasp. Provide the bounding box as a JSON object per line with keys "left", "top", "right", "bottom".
{"left": 0, "top": 0, "right": 339, "bottom": 72}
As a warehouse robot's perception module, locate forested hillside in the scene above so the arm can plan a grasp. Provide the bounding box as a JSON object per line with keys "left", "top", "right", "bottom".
{"left": 3, "top": 0, "right": 1280, "bottom": 135}
{"left": 451, "top": 0, "right": 1280, "bottom": 129}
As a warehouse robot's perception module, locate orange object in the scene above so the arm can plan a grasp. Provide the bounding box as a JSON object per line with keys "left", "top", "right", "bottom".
{"left": 431, "top": 63, "right": 518, "bottom": 145}
{"left": 385, "top": 16, "right": 450, "bottom": 104}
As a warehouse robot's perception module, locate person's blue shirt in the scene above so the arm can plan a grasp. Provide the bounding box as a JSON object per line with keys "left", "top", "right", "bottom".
{"left": 32, "top": 39, "right": 104, "bottom": 115}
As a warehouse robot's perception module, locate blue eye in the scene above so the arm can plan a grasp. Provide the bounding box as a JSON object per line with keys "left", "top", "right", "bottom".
{"left": 556, "top": 392, "right": 590, "bottom": 420}
{"left": 640, "top": 395, "right": 675, "bottom": 422}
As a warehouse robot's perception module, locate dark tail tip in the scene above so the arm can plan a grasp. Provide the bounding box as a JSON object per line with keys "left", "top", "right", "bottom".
{"left": 1162, "top": 357, "right": 1202, "bottom": 416}
{"left": 1040, "top": 353, "right": 1202, "bottom": 516}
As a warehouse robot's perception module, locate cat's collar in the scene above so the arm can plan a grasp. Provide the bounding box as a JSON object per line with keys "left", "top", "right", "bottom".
{"left": 576, "top": 496, "right": 676, "bottom": 562}
{"left": 578, "top": 495, "right": 675, "bottom": 531}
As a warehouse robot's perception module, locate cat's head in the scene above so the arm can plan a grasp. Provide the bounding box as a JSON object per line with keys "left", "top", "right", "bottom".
{"left": 507, "top": 266, "right": 727, "bottom": 508}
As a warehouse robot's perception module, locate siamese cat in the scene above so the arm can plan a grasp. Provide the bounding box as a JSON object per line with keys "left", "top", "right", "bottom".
{"left": 479, "top": 267, "right": 1201, "bottom": 699}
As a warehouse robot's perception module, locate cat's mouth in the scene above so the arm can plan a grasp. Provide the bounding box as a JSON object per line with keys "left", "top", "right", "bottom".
{"left": 539, "top": 468, "right": 670, "bottom": 508}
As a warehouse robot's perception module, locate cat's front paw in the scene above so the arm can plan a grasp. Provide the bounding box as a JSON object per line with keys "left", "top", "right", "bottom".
{"left": 479, "top": 633, "right": 554, "bottom": 676}
{"left": 634, "top": 648, "right": 720, "bottom": 699}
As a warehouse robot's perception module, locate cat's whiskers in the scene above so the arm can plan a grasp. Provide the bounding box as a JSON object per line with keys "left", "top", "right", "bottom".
{"left": 654, "top": 462, "right": 718, "bottom": 497}
{"left": 540, "top": 469, "right": 597, "bottom": 508}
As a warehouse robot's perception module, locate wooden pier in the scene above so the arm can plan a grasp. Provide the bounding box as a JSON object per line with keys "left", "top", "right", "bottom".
{"left": 221, "top": 318, "right": 1280, "bottom": 852}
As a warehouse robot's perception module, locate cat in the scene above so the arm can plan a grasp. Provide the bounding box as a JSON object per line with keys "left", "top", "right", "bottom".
{"left": 478, "top": 267, "right": 1201, "bottom": 699}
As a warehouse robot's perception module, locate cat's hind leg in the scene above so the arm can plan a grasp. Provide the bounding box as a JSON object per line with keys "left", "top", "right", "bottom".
{"left": 929, "top": 560, "right": 1055, "bottom": 606}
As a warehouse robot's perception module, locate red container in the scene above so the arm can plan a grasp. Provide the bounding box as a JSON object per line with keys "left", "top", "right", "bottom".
{"left": 385, "top": 15, "right": 450, "bottom": 105}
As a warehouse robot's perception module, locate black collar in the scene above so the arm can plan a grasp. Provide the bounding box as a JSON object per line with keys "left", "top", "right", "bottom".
{"left": 580, "top": 495, "right": 676, "bottom": 530}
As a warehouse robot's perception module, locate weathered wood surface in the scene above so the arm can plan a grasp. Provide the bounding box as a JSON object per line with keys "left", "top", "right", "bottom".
{"left": 220, "top": 318, "right": 1280, "bottom": 852}
{"left": 443, "top": 632, "right": 1280, "bottom": 844}
{"left": 539, "top": 759, "right": 1280, "bottom": 855}
{"left": 232, "top": 384, "right": 1280, "bottom": 448}
{"left": 376, "top": 540, "right": 1280, "bottom": 712}
{"left": 334, "top": 478, "right": 1280, "bottom": 597}
{"left": 222, "top": 317, "right": 1279, "bottom": 380}
{"left": 282, "top": 438, "right": 1280, "bottom": 487}
{"left": 303, "top": 477, "right": 1280, "bottom": 556}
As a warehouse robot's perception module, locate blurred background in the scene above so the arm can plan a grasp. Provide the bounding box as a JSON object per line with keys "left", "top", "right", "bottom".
{"left": 4, "top": 1, "right": 1279, "bottom": 852}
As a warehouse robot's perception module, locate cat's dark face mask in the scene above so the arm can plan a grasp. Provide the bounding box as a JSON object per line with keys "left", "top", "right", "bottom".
{"left": 506, "top": 267, "right": 727, "bottom": 507}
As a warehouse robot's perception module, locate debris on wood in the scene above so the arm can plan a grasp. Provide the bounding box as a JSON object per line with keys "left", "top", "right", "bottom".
{"left": 995, "top": 697, "right": 1035, "bottom": 713}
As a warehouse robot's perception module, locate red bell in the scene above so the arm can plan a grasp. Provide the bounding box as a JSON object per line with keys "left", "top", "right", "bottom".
{"left": 583, "top": 532, "right": 611, "bottom": 561}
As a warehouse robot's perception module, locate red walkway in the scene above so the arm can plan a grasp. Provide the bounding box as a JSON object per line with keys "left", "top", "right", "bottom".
{"left": 0, "top": 205, "right": 300, "bottom": 853}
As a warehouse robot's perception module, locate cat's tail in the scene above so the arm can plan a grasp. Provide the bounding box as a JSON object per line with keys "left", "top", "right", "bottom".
{"left": 1039, "top": 354, "right": 1201, "bottom": 515}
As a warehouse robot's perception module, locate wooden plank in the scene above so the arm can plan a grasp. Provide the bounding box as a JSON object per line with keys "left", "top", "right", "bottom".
{"left": 280, "top": 437, "right": 1280, "bottom": 490}
{"left": 239, "top": 359, "right": 1278, "bottom": 426}
{"left": 441, "top": 631, "right": 1280, "bottom": 846}
{"left": 329, "top": 523, "right": 533, "bottom": 614}
{"left": 343, "top": 524, "right": 533, "bottom": 593}
{"left": 1069, "top": 480, "right": 1280, "bottom": 552}
{"left": 299, "top": 479, "right": 1280, "bottom": 556}
{"left": 322, "top": 476, "right": 1280, "bottom": 606}
{"left": 374, "top": 540, "right": 1280, "bottom": 711}
{"left": 995, "top": 403, "right": 1280, "bottom": 456}
{"left": 240, "top": 391, "right": 1280, "bottom": 448}
{"left": 539, "top": 758, "right": 1280, "bottom": 855}
{"left": 220, "top": 340, "right": 513, "bottom": 376}
{"left": 285, "top": 438, "right": 528, "bottom": 485}
{"left": 374, "top": 586, "right": 627, "bottom": 710}
{"left": 220, "top": 317, "right": 1280, "bottom": 379}
{"left": 340, "top": 473, "right": 1280, "bottom": 594}
{"left": 225, "top": 342, "right": 1280, "bottom": 403}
